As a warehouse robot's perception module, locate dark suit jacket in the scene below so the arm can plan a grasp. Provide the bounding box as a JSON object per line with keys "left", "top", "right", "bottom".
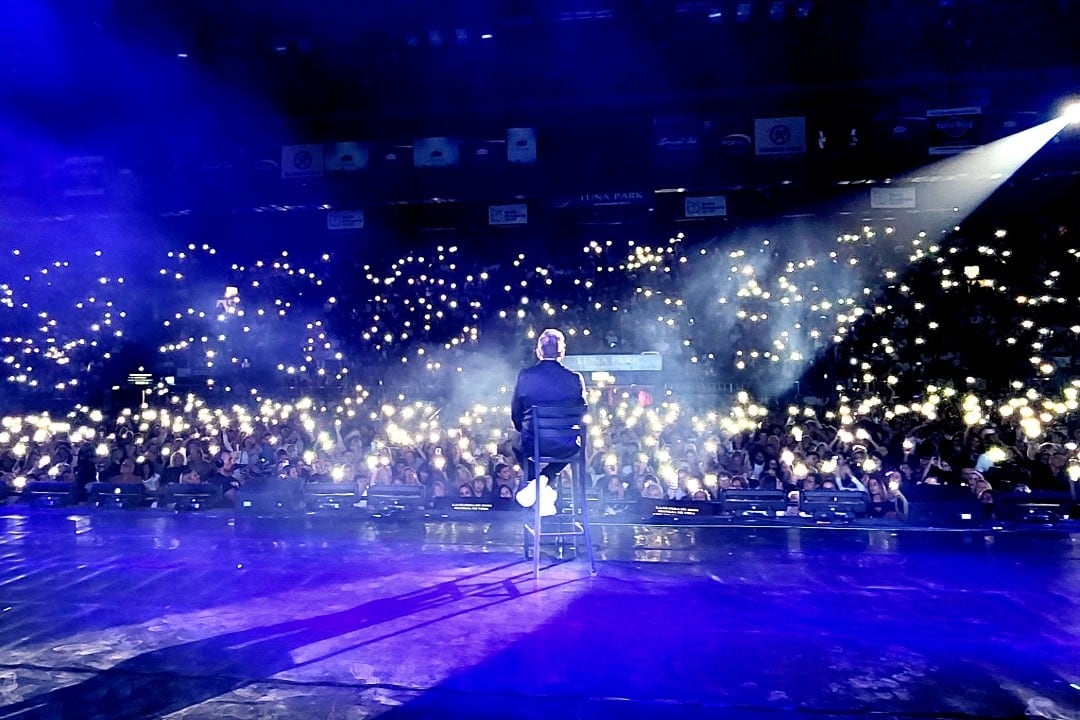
{"left": 511, "top": 359, "right": 587, "bottom": 458}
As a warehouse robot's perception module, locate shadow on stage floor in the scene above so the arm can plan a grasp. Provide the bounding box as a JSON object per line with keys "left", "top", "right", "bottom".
{"left": 0, "top": 509, "right": 1077, "bottom": 719}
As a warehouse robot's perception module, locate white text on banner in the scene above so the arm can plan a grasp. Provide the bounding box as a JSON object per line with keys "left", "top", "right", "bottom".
{"left": 281, "top": 144, "right": 325, "bottom": 179}
{"left": 327, "top": 210, "right": 364, "bottom": 230}
{"left": 325, "top": 142, "right": 369, "bottom": 172}
{"left": 562, "top": 354, "right": 663, "bottom": 373}
{"left": 507, "top": 128, "right": 537, "bottom": 163}
{"left": 754, "top": 117, "right": 807, "bottom": 156}
{"left": 488, "top": 203, "right": 528, "bottom": 225}
{"left": 685, "top": 195, "right": 727, "bottom": 217}
{"left": 870, "top": 186, "right": 917, "bottom": 209}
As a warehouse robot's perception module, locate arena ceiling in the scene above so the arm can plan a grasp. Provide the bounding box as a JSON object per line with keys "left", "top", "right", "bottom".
{"left": 0, "top": 1, "right": 1076, "bottom": 221}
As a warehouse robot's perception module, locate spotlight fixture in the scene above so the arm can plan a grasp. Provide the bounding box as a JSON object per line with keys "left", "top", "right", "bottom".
{"left": 1062, "top": 102, "right": 1080, "bottom": 124}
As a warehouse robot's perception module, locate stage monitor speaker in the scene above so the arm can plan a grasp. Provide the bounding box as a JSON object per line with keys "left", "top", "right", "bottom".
{"left": 236, "top": 476, "right": 304, "bottom": 514}
{"left": 87, "top": 482, "right": 146, "bottom": 509}
{"left": 800, "top": 489, "right": 869, "bottom": 521}
{"left": 898, "top": 483, "right": 983, "bottom": 527}
{"left": 303, "top": 482, "right": 360, "bottom": 512}
{"left": 721, "top": 489, "right": 787, "bottom": 518}
{"left": 995, "top": 491, "right": 1074, "bottom": 525}
{"left": 366, "top": 484, "right": 426, "bottom": 517}
{"left": 168, "top": 485, "right": 216, "bottom": 511}
{"left": 22, "top": 481, "right": 77, "bottom": 508}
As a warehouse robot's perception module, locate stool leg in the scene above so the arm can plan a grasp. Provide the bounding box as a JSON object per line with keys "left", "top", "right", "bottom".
{"left": 523, "top": 511, "right": 529, "bottom": 561}
{"left": 532, "top": 476, "right": 541, "bottom": 580}
{"left": 579, "top": 457, "right": 596, "bottom": 576}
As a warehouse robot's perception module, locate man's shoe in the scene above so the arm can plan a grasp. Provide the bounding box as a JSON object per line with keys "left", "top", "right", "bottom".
{"left": 515, "top": 479, "right": 538, "bottom": 508}
{"left": 517, "top": 479, "right": 558, "bottom": 515}
{"left": 538, "top": 482, "right": 557, "bottom": 517}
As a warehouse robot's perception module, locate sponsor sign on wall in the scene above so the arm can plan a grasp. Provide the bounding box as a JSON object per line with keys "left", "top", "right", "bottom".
{"left": 281, "top": 144, "right": 324, "bottom": 179}
{"left": 685, "top": 195, "right": 728, "bottom": 217}
{"left": 754, "top": 117, "right": 807, "bottom": 156}
{"left": 488, "top": 203, "right": 528, "bottom": 225}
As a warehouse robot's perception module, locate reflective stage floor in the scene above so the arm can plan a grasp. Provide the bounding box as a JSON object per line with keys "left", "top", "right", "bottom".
{"left": 0, "top": 510, "right": 1077, "bottom": 719}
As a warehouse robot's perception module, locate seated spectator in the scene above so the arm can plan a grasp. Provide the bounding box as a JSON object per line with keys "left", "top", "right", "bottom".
{"left": 400, "top": 466, "right": 422, "bottom": 487}
{"left": 865, "top": 475, "right": 896, "bottom": 518}
{"left": 601, "top": 474, "right": 630, "bottom": 502}
{"left": 689, "top": 488, "right": 711, "bottom": 502}
{"left": 491, "top": 463, "right": 515, "bottom": 493}
{"left": 641, "top": 474, "right": 665, "bottom": 499}
{"left": 470, "top": 476, "right": 492, "bottom": 500}
{"left": 186, "top": 442, "right": 214, "bottom": 481}
{"left": 161, "top": 467, "right": 222, "bottom": 509}
{"left": 208, "top": 452, "right": 242, "bottom": 506}
{"left": 961, "top": 468, "right": 985, "bottom": 495}
{"left": 1028, "top": 448, "right": 1072, "bottom": 493}
{"left": 109, "top": 458, "right": 142, "bottom": 484}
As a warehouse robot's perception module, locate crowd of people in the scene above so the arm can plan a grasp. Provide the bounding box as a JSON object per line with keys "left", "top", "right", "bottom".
{"left": 1, "top": 201, "right": 1079, "bottom": 520}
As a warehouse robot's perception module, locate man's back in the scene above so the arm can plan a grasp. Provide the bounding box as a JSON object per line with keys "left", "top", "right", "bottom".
{"left": 512, "top": 359, "right": 586, "bottom": 460}
{"left": 512, "top": 361, "right": 585, "bottom": 425}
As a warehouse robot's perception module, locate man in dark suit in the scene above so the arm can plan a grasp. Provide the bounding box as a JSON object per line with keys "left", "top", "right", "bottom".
{"left": 511, "top": 328, "right": 587, "bottom": 515}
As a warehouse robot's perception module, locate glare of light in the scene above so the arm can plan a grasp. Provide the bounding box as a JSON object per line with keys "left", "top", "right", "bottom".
{"left": 1063, "top": 101, "right": 1080, "bottom": 124}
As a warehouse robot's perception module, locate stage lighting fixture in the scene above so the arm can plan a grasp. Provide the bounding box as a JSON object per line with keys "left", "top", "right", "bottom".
{"left": 1063, "top": 102, "right": 1080, "bottom": 124}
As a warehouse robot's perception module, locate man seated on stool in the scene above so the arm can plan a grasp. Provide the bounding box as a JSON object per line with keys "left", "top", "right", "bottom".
{"left": 511, "top": 328, "right": 587, "bottom": 517}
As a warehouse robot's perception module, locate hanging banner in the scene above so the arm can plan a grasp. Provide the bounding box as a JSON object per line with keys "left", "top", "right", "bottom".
{"left": 562, "top": 354, "right": 663, "bottom": 373}
{"left": 62, "top": 156, "right": 106, "bottom": 197}
{"left": 488, "top": 203, "right": 528, "bottom": 225}
{"left": 325, "top": 142, "right": 369, "bottom": 172}
{"left": 870, "top": 186, "right": 917, "bottom": 209}
{"left": 754, "top": 117, "right": 807, "bottom": 156}
{"left": 927, "top": 107, "right": 981, "bottom": 155}
{"left": 653, "top": 115, "right": 703, "bottom": 154}
{"left": 327, "top": 210, "right": 364, "bottom": 230}
{"left": 281, "top": 144, "right": 324, "bottom": 179}
{"left": 507, "top": 128, "right": 537, "bottom": 163}
{"left": 684, "top": 195, "right": 728, "bottom": 217}
{"left": 413, "top": 137, "right": 460, "bottom": 167}
{"left": 559, "top": 190, "right": 649, "bottom": 207}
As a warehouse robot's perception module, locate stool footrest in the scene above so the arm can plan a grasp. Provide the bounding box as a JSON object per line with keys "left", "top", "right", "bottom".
{"left": 524, "top": 521, "right": 586, "bottom": 538}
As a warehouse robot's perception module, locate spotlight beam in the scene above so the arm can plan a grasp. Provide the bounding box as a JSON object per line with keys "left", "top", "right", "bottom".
{"left": 687, "top": 117, "right": 1070, "bottom": 400}
{"left": 890, "top": 116, "right": 1070, "bottom": 223}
